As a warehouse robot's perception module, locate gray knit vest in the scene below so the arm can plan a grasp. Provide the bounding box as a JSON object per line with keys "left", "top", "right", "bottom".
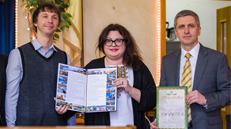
{"left": 16, "top": 43, "right": 67, "bottom": 126}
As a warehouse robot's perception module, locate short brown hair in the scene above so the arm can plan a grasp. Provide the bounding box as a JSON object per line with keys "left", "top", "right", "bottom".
{"left": 97, "top": 24, "right": 143, "bottom": 71}
{"left": 174, "top": 10, "right": 200, "bottom": 28}
{"left": 32, "top": 2, "right": 61, "bottom": 32}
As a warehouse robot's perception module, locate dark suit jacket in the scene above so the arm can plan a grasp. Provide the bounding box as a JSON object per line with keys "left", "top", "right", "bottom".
{"left": 0, "top": 53, "right": 7, "bottom": 126}
{"left": 160, "top": 44, "right": 231, "bottom": 129}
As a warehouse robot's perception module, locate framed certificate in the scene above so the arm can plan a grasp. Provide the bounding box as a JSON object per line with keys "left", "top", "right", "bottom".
{"left": 156, "top": 86, "right": 188, "bottom": 129}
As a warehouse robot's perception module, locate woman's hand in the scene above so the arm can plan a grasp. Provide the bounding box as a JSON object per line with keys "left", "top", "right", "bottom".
{"left": 54, "top": 97, "right": 68, "bottom": 115}
{"left": 150, "top": 121, "right": 159, "bottom": 129}
{"left": 113, "top": 78, "right": 141, "bottom": 103}
{"left": 113, "top": 78, "right": 132, "bottom": 94}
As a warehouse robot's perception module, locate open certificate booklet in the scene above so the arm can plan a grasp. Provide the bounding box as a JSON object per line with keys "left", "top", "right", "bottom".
{"left": 55, "top": 63, "right": 117, "bottom": 113}
{"left": 156, "top": 86, "right": 188, "bottom": 129}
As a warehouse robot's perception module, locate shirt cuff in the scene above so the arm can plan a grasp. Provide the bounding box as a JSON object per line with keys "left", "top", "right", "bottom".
{"left": 203, "top": 99, "right": 208, "bottom": 109}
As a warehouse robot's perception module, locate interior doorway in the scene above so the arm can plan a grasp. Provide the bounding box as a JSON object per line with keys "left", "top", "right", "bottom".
{"left": 217, "top": 6, "right": 231, "bottom": 67}
{"left": 217, "top": 6, "right": 231, "bottom": 129}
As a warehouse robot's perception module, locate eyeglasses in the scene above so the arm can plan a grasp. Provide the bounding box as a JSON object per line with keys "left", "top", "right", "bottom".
{"left": 105, "top": 39, "right": 124, "bottom": 47}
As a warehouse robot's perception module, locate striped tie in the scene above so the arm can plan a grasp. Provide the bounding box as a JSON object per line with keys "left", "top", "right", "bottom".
{"left": 181, "top": 53, "right": 192, "bottom": 123}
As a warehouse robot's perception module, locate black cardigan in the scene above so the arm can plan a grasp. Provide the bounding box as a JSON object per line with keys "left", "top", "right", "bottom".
{"left": 84, "top": 56, "right": 156, "bottom": 129}
{"left": 0, "top": 53, "right": 7, "bottom": 126}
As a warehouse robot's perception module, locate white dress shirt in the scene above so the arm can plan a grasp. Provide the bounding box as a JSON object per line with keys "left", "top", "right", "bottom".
{"left": 179, "top": 43, "right": 200, "bottom": 89}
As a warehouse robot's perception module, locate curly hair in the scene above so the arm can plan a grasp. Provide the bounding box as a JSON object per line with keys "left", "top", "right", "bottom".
{"left": 97, "top": 24, "right": 143, "bottom": 71}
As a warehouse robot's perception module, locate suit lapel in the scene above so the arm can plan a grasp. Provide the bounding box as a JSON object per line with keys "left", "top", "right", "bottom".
{"left": 193, "top": 44, "right": 208, "bottom": 90}
{"left": 174, "top": 49, "right": 181, "bottom": 86}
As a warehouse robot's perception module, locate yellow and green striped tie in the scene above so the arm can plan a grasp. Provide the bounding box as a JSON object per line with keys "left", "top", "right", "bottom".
{"left": 181, "top": 53, "right": 192, "bottom": 123}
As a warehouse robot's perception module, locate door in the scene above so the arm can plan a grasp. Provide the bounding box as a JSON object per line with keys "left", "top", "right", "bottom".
{"left": 217, "top": 6, "right": 231, "bottom": 129}
{"left": 217, "top": 6, "right": 231, "bottom": 66}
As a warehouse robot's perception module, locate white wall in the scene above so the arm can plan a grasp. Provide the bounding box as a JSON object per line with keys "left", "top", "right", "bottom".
{"left": 166, "top": 0, "right": 231, "bottom": 50}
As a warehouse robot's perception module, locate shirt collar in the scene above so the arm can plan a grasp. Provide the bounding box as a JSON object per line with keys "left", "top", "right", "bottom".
{"left": 181, "top": 42, "right": 200, "bottom": 59}
{"left": 31, "top": 38, "right": 57, "bottom": 52}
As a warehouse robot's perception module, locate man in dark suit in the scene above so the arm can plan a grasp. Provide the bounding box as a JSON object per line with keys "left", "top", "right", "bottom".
{"left": 0, "top": 53, "right": 7, "bottom": 126}
{"left": 150, "top": 10, "right": 230, "bottom": 129}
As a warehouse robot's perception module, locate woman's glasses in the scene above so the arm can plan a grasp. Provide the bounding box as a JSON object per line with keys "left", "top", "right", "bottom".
{"left": 105, "top": 39, "right": 124, "bottom": 47}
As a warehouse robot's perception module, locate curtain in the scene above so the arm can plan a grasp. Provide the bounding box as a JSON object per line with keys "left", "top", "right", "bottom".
{"left": 62, "top": 0, "right": 82, "bottom": 66}
{"left": 0, "top": 0, "right": 15, "bottom": 56}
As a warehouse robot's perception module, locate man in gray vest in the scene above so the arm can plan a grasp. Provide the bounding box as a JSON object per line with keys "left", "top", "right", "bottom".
{"left": 5, "top": 3, "right": 74, "bottom": 126}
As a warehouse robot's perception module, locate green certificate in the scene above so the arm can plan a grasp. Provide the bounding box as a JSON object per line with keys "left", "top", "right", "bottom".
{"left": 156, "top": 86, "right": 188, "bottom": 129}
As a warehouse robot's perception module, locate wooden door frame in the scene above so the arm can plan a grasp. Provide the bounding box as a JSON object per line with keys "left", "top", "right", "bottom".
{"left": 217, "top": 6, "right": 231, "bottom": 67}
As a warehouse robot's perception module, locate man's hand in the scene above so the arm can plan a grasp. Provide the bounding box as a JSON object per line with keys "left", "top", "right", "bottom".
{"left": 186, "top": 90, "right": 206, "bottom": 105}
{"left": 55, "top": 105, "right": 68, "bottom": 115}
{"left": 54, "top": 97, "right": 68, "bottom": 115}
{"left": 150, "top": 121, "right": 159, "bottom": 129}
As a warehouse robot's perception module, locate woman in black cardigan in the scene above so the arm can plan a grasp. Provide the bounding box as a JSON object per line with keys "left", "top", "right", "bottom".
{"left": 84, "top": 24, "right": 156, "bottom": 129}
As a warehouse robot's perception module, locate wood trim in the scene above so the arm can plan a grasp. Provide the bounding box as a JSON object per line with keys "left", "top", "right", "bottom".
{"left": 81, "top": 0, "right": 84, "bottom": 67}
{"left": 220, "top": 19, "right": 227, "bottom": 22}
{"left": 217, "top": 6, "right": 231, "bottom": 67}
{"left": 161, "top": 0, "right": 166, "bottom": 57}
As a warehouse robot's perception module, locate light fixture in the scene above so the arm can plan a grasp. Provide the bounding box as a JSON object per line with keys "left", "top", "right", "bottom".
{"left": 157, "top": 0, "right": 161, "bottom": 86}
{"left": 15, "top": 0, "right": 18, "bottom": 48}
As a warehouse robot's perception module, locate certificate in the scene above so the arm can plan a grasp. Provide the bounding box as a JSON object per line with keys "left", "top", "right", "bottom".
{"left": 156, "top": 86, "right": 188, "bottom": 129}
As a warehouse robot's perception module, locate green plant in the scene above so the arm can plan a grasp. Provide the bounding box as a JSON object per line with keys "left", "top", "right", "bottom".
{"left": 21, "top": 0, "right": 72, "bottom": 41}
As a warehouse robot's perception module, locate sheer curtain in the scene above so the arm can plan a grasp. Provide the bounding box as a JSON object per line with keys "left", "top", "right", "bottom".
{"left": 0, "top": 0, "right": 15, "bottom": 56}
